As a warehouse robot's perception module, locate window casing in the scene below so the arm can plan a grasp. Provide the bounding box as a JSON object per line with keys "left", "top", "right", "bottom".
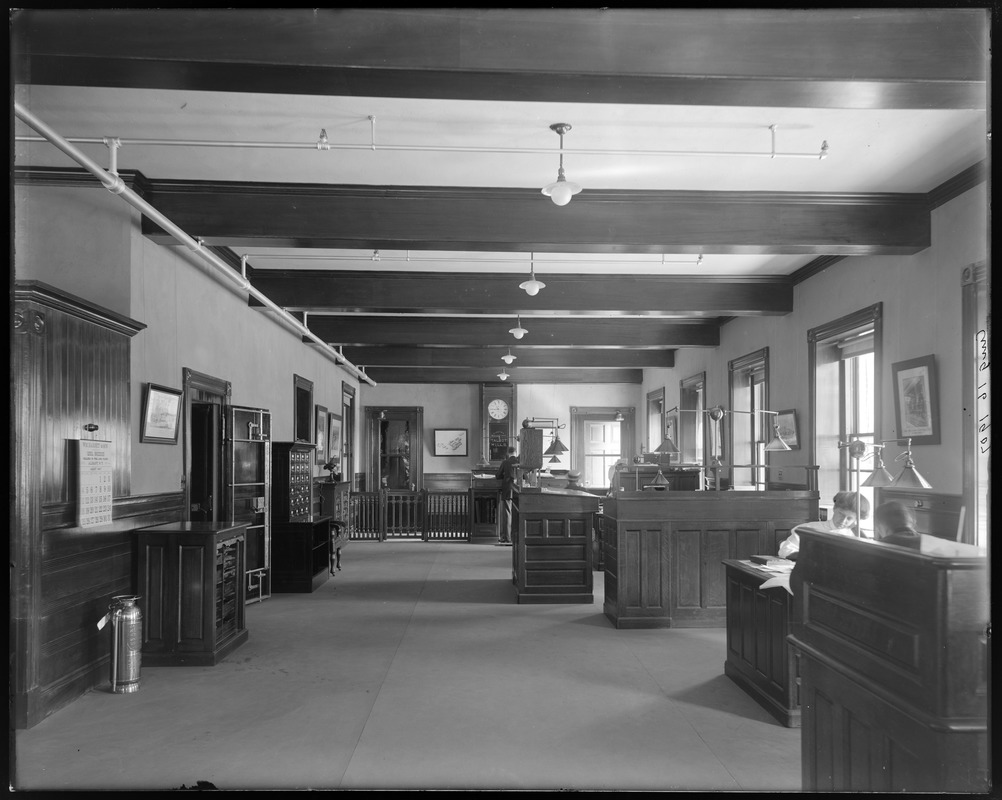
{"left": 570, "top": 407, "right": 635, "bottom": 488}
{"left": 679, "top": 373, "right": 705, "bottom": 464}
{"left": 808, "top": 304, "right": 882, "bottom": 533}
{"left": 729, "top": 348, "right": 769, "bottom": 489}
{"left": 646, "top": 387, "right": 665, "bottom": 453}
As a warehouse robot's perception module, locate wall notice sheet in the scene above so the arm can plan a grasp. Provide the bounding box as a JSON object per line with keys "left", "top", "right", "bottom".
{"left": 78, "top": 439, "right": 113, "bottom": 527}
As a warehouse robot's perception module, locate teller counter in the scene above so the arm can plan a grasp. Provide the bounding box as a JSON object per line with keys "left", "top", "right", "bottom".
{"left": 511, "top": 487, "right": 601, "bottom": 604}
{"left": 601, "top": 490, "right": 818, "bottom": 629}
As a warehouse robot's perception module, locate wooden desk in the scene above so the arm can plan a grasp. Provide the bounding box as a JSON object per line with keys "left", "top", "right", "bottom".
{"left": 790, "top": 531, "right": 988, "bottom": 792}
{"left": 723, "top": 559, "right": 800, "bottom": 727}
{"left": 601, "top": 491, "right": 817, "bottom": 628}
{"left": 511, "top": 487, "right": 599, "bottom": 604}
{"left": 135, "top": 522, "right": 248, "bottom": 667}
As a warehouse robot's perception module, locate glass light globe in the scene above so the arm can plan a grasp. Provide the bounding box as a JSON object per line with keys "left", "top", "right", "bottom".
{"left": 549, "top": 182, "right": 574, "bottom": 206}
{"left": 497, "top": 370, "right": 509, "bottom": 381}
{"left": 510, "top": 328, "right": 526, "bottom": 340}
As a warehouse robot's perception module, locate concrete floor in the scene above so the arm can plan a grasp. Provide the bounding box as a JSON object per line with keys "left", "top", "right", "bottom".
{"left": 11, "top": 541, "right": 802, "bottom": 792}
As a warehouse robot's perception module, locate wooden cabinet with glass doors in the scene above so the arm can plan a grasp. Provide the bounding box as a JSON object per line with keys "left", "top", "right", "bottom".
{"left": 225, "top": 405, "right": 272, "bottom": 603}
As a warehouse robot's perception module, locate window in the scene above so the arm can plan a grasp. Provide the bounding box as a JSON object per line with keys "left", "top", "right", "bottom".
{"left": 729, "top": 348, "right": 769, "bottom": 489}
{"left": 679, "top": 373, "right": 705, "bottom": 464}
{"left": 570, "top": 407, "right": 635, "bottom": 488}
{"left": 646, "top": 387, "right": 665, "bottom": 453}
{"left": 809, "top": 304, "right": 882, "bottom": 535}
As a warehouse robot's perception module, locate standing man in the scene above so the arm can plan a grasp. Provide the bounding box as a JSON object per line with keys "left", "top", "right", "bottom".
{"left": 496, "top": 446, "right": 519, "bottom": 545}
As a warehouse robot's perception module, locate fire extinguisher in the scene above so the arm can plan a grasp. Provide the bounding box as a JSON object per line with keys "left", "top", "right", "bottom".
{"left": 98, "top": 595, "right": 142, "bottom": 693}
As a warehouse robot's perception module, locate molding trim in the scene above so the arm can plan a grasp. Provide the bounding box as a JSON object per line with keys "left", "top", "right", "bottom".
{"left": 14, "top": 281, "right": 146, "bottom": 337}
{"left": 927, "top": 160, "right": 987, "bottom": 209}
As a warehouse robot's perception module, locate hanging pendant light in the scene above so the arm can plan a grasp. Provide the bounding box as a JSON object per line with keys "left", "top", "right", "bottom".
{"left": 509, "top": 315, "right": 528, "bottom": 340}
{"left": 497, "top": 368, "right": 509, "bottom": 381}
{"left": 543, "top": 431, "right": 569, "bottom": 456}
{"left": 541, "top": 123, "right": 582, "bottom": 206}
{"left": 501, "top": 348, "right": 517, "bottom": 365}
{"left": 519, "top": 252, "right": 546, "bottom": 296}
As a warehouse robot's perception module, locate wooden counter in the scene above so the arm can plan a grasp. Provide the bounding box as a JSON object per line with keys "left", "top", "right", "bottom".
{"left": 723, "top": 559, "right": 800, "bottom": 727}
{"left": 136, "top": 522, "right": 248, "bottom": 666}
{"left": 789, "top": 530, "right": 988, "bottom": 793}
{"left": 601, "top": 490, "right": 818, "bottom": 628}
{"left": 511, "top": 487, "right": 600, "bottom": 604}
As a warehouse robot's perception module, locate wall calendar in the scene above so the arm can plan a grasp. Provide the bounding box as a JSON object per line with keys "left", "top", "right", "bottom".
{"left": 77, "top": 439, "right": 113, "bottom": 528}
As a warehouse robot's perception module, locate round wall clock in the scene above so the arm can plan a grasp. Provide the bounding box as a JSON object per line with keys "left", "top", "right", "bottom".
{"left": 488, "top": 398, "right": 510, "bottom": 420}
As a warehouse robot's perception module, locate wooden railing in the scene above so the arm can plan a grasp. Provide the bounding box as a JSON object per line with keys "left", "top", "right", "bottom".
{"left": 346, "top": 490, "right": 471, "bottom": 541}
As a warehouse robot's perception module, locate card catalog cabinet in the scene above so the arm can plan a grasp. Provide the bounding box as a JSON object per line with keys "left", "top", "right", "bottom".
{"left": 226, "top": 405, "right": 271, "bottom": 602}
{"left": 271, "top": 442, "right": 331, "bottom": 593}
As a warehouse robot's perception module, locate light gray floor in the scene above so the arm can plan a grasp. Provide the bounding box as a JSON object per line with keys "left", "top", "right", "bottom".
{"left": 12, "top": 541, "right": 801, "bottom": 792}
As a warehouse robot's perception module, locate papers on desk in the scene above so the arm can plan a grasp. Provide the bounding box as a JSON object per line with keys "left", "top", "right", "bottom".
{"left": 759, "top": 573, "right": 793, "bottom": 596}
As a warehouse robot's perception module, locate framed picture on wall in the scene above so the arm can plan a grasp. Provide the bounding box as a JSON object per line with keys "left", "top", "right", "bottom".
{"left": 140, "top": 383, "right": 183, "bottom": 444}
{"left": 434, "top": 428, "right": 468, "bottom": 457}
{"left": 892, "top": 355, "right": 940, "bottom": 445}
{"left": 315, "top": 405, "right": 328, "bottom": 464}
{"left": 774, "top": 409, "right": 800, "bottom": 450}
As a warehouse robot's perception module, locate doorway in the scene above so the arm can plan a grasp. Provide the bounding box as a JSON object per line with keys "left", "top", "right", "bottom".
{"left": 183, "top": 368, "right": 231, "bottom": 522}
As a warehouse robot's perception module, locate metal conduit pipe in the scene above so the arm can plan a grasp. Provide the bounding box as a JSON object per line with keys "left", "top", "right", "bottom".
{"left": 14, "top": 101, "right": 375, "bottom": 387}
{"left": 15, "top": 134, "right": 828, "bottom": 160}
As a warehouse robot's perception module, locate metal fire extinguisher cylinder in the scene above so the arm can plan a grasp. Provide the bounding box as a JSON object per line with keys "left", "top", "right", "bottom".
{"left": 109, "top": 595, "right": 142, "bottom": 694}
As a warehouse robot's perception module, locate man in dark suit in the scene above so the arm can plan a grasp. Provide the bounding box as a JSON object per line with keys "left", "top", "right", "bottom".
{"left": 496, "top": 446, "right": 519, "bottom": 545}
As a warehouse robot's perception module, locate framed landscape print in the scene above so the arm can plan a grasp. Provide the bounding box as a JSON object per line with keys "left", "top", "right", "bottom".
{"left": 892, "top": 355, "right": 940, "bottom": 445}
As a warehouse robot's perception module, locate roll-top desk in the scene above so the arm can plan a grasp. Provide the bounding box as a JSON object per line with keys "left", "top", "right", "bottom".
{"left": 789, "top": 530, "right": 988, "bottom": 793}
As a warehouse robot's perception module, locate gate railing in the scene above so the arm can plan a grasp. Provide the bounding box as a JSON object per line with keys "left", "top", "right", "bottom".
{"left": 346, "top": 490, "right": 471, "bottom": 541}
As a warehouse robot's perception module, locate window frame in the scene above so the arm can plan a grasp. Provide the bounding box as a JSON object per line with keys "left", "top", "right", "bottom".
{"left": 570, "top": 406, "right": 635, "bottom": 489}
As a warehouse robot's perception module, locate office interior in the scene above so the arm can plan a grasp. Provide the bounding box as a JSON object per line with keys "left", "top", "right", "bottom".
{"left": 10, "top": 9, "right": 990, "bottom": 793}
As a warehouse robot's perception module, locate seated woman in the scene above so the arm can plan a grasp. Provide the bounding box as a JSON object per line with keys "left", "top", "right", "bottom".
{"left": 778, "top": 491, "right": 870, "bottom": 560}
{"left": 872, "top": 501, "right": 921, "bottom": 549}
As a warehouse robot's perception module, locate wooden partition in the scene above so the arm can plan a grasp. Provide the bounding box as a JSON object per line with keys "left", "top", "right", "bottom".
{"left": 11, "top": 282, "right": 189, "bottom": 729}
{"left": 511, "top": 487, "right": 600, "bottom": 604}
{"left": 789, "top": 530, "right": 988, "bottom": 792}
{"left": 601, "top": 491, "right": 818, "bottom": 628}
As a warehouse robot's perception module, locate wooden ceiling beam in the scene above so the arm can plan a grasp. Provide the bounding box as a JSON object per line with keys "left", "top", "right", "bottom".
{"left": 142, "top": 183, "right": 931, "bottom": 256}
{"left": 335, "top": 347, "right": 675, "bottom": 369}
{"left": 358, "top": 367, "right": 644, "bottom": 385}
{"left": 12, "top": 9, "right": 986, "bottom": 109}
{"left": 247, "top": 270, "right": 792, "bottom": 317}
{"left": 297, "top": 316, "right": 719, "bottom": 348}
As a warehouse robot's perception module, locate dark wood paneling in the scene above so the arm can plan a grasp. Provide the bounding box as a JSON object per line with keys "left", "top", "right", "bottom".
{"left": 12, "top": 282, "right": 153, "bottom": 730}
{"left": 143, "top": 183, "right": 932, "bottom": 256}
{"left": 12, "top": 9, "right": 987, "bottom": 108}
{"left": 251, "top": 270, "right": 793, "bottom": 316}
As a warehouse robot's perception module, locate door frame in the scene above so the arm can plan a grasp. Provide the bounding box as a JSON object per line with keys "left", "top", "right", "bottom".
{"left": 182, "top": 368, "right": 231, "bottom": 521}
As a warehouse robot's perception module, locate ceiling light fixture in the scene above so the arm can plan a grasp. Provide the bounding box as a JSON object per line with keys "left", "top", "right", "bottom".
{"left": 614, "top": 410, "right": 624, "bottom": 422}
{"left": 502, "top": 349, "right": 517, "bottom": 365}
{"left": 509, "top": 315, "right": 528, "bottom": 340}
{"left": 519, "top": 252, "right": 546, "bottom": 296}
{"left": 497, "top": 368, "right": 509, "bottom": 381}
{"left": 541, "top": 123, "right": 582, "bottom": 207}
